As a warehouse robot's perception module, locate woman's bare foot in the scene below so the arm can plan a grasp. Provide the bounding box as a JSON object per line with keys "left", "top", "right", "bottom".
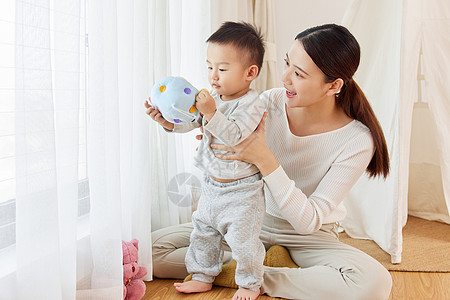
{"left": 173, "top": 280, "right": 212, "bottom": 293}
{"left": 232, "top": 287, "right": 260, "bottom": 300}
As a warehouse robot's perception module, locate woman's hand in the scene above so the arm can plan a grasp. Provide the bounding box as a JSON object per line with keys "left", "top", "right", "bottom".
{"left": 144, "top": 98, "right": 174, "bottom": 131}
{"left": 211, "top": 112, "right": 280, "bottom": 176}
{"left": 195, "top": 126, "right": 203, "bottom": 151}
{"left": 195, "top": 126, "right": 204, "bottom": 141}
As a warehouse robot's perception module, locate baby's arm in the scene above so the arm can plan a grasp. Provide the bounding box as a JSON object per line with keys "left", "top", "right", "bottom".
{"left": 145, "top": 99, "right": 201, "bottom": 133}
{"left": 195, "top": 90, "right": 217, "bottom": 123}
{"left": 145, "top": 99, "right": 174, "bottom": 131}
{"left": 204, "top": 92, "right": 265, "bottom": 147}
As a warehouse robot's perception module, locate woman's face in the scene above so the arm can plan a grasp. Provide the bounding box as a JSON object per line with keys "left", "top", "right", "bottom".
{"left": 281, "top": 41, "right": 332, "bottom": 108}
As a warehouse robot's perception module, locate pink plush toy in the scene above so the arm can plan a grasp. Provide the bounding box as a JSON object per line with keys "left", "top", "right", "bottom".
{"left": 122, "top": 239, "right": 147, "bottom": 300}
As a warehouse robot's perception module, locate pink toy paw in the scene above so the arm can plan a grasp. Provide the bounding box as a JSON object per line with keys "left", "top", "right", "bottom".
{"left": 125, "top": 280, "right": 146, "bottom": 300}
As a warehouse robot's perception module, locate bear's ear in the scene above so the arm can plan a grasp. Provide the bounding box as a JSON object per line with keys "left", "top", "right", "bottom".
{"left": 131, "top": 238, "right": 139, "bottom": 250}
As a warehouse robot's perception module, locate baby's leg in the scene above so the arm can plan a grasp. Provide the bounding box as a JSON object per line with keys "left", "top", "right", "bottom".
{"left": 224, "top": 199, "right": 265, "bottom": 297}
{"left": 225, "top": 224, "right": 264, "bottom": 300}
{"left": 180, "top": 208, "right": 224, "bottom": 293}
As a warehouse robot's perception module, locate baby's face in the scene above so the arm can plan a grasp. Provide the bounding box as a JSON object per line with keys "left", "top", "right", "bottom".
{"left": 206, "top": 43, "right": 251, "bottom": 101}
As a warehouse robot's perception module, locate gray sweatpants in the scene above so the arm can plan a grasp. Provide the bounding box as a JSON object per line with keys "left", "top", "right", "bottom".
{"left": 152, "top": 214, "right": 392, "bottom": 300}
{"left": 185, "top": 173, "right": 265, "bottom": 292}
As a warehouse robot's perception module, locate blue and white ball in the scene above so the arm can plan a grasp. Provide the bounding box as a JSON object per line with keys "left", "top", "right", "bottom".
{"left": 150, "top": 76, "right": 199, "bottom": 124}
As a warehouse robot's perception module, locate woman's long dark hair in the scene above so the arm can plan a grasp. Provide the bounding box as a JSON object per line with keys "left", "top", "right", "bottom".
{"left": 296, "top": 24, "right": 389, "bottom": 178}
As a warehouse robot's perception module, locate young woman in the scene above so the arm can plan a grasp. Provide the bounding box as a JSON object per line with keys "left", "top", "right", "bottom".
{"left": 149, "top": 24, "right": 392, "bottom": 300}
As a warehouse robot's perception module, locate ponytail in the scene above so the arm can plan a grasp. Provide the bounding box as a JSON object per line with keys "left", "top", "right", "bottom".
{"left": 337, "top": 79, "right": 390, "bottom": 178}
{"left": 295, "top": 24, "right": 390, "bottom": 178}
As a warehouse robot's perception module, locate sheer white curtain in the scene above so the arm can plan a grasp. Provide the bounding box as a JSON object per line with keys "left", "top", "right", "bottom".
{"left": 1, "top": 0, "right": 82, "bottom": 298}
{"left": 253, "top": 0, "right": 278, "bottom": 93}
{"left": 0, "top": 0, "right": 154, "bottom": 298}
{"left": 210, "top": 0, "right": 253, "bottom": 30}
{"left": 77, "top": 0, "right": 154, "bottom": 297}
{"left": 210, "top": 0, "right": 278, "bottom": 93}
{"left": 149, "top": 0, "right": 210, "bottom": 231}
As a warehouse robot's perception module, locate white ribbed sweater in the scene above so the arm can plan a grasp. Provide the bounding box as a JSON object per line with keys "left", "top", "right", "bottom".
{"left": 261, "top": 88, "right": 375, "bottom": 234}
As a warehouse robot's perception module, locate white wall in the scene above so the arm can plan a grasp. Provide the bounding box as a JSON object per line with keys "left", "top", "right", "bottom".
{"left": 273, "top": 0, "right": 353, "bottom": 86}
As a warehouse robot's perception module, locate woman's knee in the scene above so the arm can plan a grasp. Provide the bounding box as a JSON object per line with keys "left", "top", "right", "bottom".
{"left": 151, "top": 223, "right": 193, "bottom": 279}
{"left": 353, "top": 263, "right": 392, "bottom": 300}
{"left": 152, "top": 223, "right": 192, "bottom": 251}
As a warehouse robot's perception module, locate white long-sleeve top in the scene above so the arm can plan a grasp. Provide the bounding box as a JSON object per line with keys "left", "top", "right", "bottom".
{"left": 260, "top": 88, "right": 375, "bottom": 234}
{"left": 171, "top": 89, "right": 265, "bottom": 179}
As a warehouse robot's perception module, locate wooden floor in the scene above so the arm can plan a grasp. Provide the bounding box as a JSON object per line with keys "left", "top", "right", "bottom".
{"left": 143, "top": 272, "right": 450, "bottom": 299}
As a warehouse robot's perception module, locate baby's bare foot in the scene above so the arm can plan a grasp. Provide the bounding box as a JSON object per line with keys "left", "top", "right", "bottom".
{"left": 232, "top": 287, "right": 260, "bottom": 300}
{"left": 173, "top": 280, "right": 212, "bottom": 293}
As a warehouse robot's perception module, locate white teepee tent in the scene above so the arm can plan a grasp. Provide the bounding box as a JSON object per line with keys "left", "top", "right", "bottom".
{"left": 341, "top": 0, "right": 450, "bottom": 264}
{"left": 404, "top": 2, "right": 450, "bottom": 225}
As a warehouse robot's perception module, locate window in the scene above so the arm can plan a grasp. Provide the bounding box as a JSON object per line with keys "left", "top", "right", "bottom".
{"left": 0, "top": 0, "right": 89, "bottom": 251}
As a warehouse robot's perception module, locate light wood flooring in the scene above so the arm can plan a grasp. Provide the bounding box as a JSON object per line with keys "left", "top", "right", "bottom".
{"left": 143, "top": 271, "right": 450, "bottom": 299}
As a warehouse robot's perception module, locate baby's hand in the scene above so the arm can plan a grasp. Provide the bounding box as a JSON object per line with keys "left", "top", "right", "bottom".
{"left": 145, "top": 98, "right": 174, "bottom": 131}
{"left": 195, "top": 90, "right": 216, "bottom": 122}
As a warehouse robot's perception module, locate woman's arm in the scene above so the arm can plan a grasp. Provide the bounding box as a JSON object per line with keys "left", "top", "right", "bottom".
{"left": 268, "top": 131, "right": 374, "bottom": 233}
{"left": 212, "top": 112, "right": 374, "bottom": 234}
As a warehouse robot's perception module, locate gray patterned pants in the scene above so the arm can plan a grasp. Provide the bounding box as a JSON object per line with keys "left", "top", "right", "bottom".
{"left": 185, "top": 173, "right": 265, "bottom": 292}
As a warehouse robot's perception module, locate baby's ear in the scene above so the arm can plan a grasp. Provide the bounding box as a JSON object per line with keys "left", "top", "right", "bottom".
{"left": 247, "top": 65, "right": 259, "bottom": 80}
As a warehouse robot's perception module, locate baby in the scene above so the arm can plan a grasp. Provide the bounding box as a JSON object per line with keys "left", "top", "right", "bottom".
{"left": 147, "top": 21, "right": 266, "bottom": 300}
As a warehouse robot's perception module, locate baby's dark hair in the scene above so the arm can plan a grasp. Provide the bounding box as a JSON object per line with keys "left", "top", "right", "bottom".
{"left": 207, "top": 21, "right": 265, "bottom": 74}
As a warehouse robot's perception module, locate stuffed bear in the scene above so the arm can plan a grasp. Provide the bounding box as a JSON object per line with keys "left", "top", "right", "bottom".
{"left": 150, "top": 76, "right": 201, "bottom": 124}
{"left": 122, "top": 239, "right": 147, "bottom": 300}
